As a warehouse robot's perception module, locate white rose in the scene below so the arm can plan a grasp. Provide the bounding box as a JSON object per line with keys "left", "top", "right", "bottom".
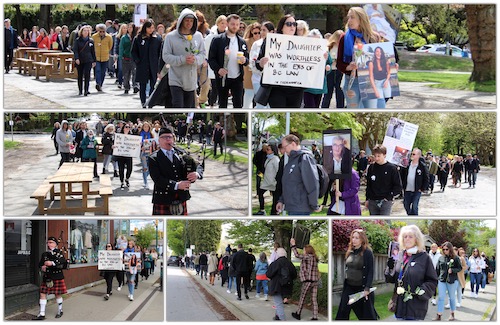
{"left": 396, "top": 287, "right": 405, "bottom": 295}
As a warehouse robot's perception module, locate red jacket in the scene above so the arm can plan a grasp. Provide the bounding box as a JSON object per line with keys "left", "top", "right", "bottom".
{"left": 36, "top": 34, "right": 51, "bottom": 49}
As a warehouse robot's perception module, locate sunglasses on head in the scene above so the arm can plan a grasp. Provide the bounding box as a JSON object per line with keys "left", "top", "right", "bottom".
{"left": 284, "top": 21, "right": 298, "bottom": 27}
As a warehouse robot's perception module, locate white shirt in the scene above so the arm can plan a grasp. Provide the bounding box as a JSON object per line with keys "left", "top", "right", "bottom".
{"left": 406, "top": 163, "right": 418, "bottom": 192}
{"left": 227, "top": 35, "right": 240, "bottom": 79}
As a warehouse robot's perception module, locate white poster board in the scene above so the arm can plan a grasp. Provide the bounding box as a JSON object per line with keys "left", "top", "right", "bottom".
{"left": 98, "top": 250, "right": 123, "bottom": 271}
{"left": 382, "top": 117, "right": 419, "bottom": 167}
{"left": 134, "top": 4, "right": 148, "bottom": 27}
{"left": 114, "top": 133, "right": 142, "bottom": 158}
{"left": 262, "top": 33, "right": 327, "bottom": 89}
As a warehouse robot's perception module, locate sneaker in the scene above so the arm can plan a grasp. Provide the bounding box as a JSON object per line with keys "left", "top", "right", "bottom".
{"left": 117, "top": 286, "right": 122, "bottom": 291}
{"left": 480, "top": 288, "right": 485, "bottom": 293}
{"left": 445, "top": 303, "right": 450, "bottom": 309}
{"left": 237, "top": 297, "right": 242, "bottom": 301}
{"left": 144, "top": 184, "right": 150, "bottom": 190}
{"left": 200, "top": 103, "right": 206, "bottom": 108}
{"left": 129, "top": 295, "right": 134, "bottom": 301}
{"left": 245, "top": 294, "right": 249, "bottom": 299}
{"left": 431, "top": 298, "right": 437, "bottom": 305}
{"left": 255, "top": 210, "right": 266, "bottom": 215}
{"left": 32, "top": 314, "right": 45, "bottom": 320}
{"left": 264, "top": 294, "right": 268, "bottom": 301}
{"left": 227, "top": 289, "right": 231, "bottom": 294}
{"left": 235, "top": 292, "right": 238, "bottom": 296}
{"left": 255, "top": 294, "right": 261, "bottom": 298}
{"left": 474, "top": 292, "right": 479, "bottom": 298}
{"left": 121, "top": 183, "right": 125, "bottom": 190}
{"left": 470, "top": 292, "right": 475, "bottom": 298}
{"left": 118, "top": 84, "right": 122, "bottom": 89}
{"left": 456, "top": 303, "right": 461, "bottom": 308}
{"left": 104, "top": 294, "right": 109, "bottom": 300}
{"left": 55, "top": 311, "right": 63, "bottom": 318}
{"left": 133, "top": 87, "right": 139, "bottom": 93}
{"left": 273, "top": 315, "right": 280, "bottom": 321}
{"left": 125, "top": 179, "right": 130, "bottom": 187}
{"left": 124, "top": 89, "right": 129, "bottom": 94}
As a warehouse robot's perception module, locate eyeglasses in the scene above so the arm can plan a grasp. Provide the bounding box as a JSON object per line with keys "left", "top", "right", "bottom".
{"left": 99, "top": 31, "right": 106, "bottom": 34}
{"left": 124, "top": 126, "right": 130, "bottom": 128}
{"left": 160, "top": 135, "right": 174, "bottom": 139}
{"left": 442, "top": 248, "right": 449, "bottom": 251}
{"left": 284, "top": 21, "right": 298, "bottom": 27}
{"left": 253, "top": 32, "right": 260, "bottom": 35}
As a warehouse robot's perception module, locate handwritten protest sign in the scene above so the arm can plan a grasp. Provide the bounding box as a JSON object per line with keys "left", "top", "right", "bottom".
{"left": 262, "top": 33, "right": 327, "bottom": 89}
{"left": 98, "top": 250, "right": 123, "bottom": 271}
{"left": 114, "top": 133, "right": 142, "bottom": 158}
{"left": 382, "top": 117, "right": 419, "bottom": 167}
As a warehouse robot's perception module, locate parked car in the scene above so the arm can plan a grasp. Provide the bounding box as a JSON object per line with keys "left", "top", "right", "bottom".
{"left": 167, "top": 255, "right": 180, "bottom": 266}
{"left": 394, "top": 41, "right": 407, "bottom": 52}
{"left": 416, "top": 44, "right": 465, "bottom": 58}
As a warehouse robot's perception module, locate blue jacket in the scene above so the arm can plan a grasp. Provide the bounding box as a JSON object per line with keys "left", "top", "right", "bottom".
{"left": 254, "top": 259, "right": 268, "bottom": 275}
{"left": 80, "top": 136, "right": 97, "bottom": 159}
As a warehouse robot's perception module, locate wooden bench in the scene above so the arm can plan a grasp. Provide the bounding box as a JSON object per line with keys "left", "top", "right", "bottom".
{"left": 30, "top": 181, "right": 55, "bottom": 215}
{"left": 99, "top": 174, "right": 113, "bottom": 215}
{"left": 16, "top": 58, "right": 33, "bottom": 75}
{"left": 33, "top": 62, "right": 53, "bottom": 81}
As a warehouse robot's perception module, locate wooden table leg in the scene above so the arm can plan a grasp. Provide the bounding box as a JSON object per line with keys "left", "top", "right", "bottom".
{"left": 82, "top": 182, "right": 89, "bottom": 209}
{"left": 68, "top": 183, "right": 73, "bottom": 195}
{"left": 59, "top": 183, "right": 67, "bottom": 210}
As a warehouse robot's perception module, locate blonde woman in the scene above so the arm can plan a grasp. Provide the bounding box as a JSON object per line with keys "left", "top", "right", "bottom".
{"left": 114, "top": 23, "right": 129, "bottom": 89}
{"left": 322, "top": 30, "right": 345, "bottom": 108}
{"left": 337, "top": 7, "right": 380, "bottom": 108}
{"left": 385, "top": 225, "right": 437, "bottom": 320}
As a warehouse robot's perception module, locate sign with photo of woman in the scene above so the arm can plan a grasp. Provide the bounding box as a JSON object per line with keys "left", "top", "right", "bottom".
{"left": 355, "top": 42, "right": 400, "bottom": 105}
{"left": 322, "top": 129, "right": 352, "bottom": 180}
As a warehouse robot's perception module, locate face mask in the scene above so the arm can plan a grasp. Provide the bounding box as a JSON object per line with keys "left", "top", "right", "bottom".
{"left": 406, "top": 246, "right": 418, "bottom": 254}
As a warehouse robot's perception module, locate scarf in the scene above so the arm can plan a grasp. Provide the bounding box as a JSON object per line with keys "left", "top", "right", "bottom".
{"left": 343, "top": 28, "right": 366, "bottom": 63}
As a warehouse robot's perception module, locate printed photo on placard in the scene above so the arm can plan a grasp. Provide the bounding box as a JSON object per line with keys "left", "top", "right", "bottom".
{"left": 322, "top": 129, "right": 353, "bottom": 180}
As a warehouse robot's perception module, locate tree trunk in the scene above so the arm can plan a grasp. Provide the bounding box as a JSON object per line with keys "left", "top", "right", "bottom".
{"left": 148, "top": 4, "right": 176, "bottom": 28}
{"left": 14, "top": 5, "right": 23, "bottom": 32}
{"left": 256, "top": 5, "right": 284, "bottom": 26}
{"left": 195, "top": 5, "right": 217, "bottom": 27}
{"left": 465, "top": 5, "right": 495, "bottom": 82}
{"left": 39, "top": 5, "right": 51, "bottom": 30}
{"left": 105, "top": 5, "right": 116, "bottom": 20}
{"left": 272, "top": 220, "right": 293, "bottom": 259}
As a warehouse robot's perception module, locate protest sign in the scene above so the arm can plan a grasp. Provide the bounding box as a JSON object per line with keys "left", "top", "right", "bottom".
{"left": 262, "top": 33, "right": 327, "bottom": 89}
{"left": 355, "top": 42, "right": 400, "bottom": 101}
{"left": 98, "top": 250, "right": 123, "bottom": 271}
{"left": 363, "top": 4, "right": 402, "bottom": 43}
{"left": 134, "top": 4, "right": 147, "bottom": 26}
{"left": 322, "top": 129, "right": 352, "bottom": 180}
{"left": 382, "top": 117, "right": 419, "bottom": 167}
{"left": 113, "top": 133, "right": 142, "bottom": 158}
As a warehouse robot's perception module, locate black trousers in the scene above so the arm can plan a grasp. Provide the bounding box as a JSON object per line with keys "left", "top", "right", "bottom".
{"left": 236, "top": 272, "right": 250, "bottom": 298}
{"left": 269, "top": 87, "right": 303, "bottom": 108}
{"left": 104, "top": 272, "right": 115, "bottom": 294}
{"left": 116, "top": 270, "right": 125, "bottom": 287}
{"left": 209, "top": 79, "right": 218, "bottom": 106}
{"left": 170, "top": 86, "right": 195, "bottom": 108}
{"left": 59, "top": 152, "right": 70, "bottom": 168}
{"left": 216, "top": 77, "right": 243, "bottom": 108}
{"left": 81, "top": 157, "right": 98, "bottom": 177}
{"left": 139, "top": 74, "right": 156, "bottom": 105}
{"left": 213, "top": 141, "right": 223, "bottom": 156}
{"left": 117, "top": 156, "right": 133, "bottom": 183}
{"left": 77, "top": 62, "right": 92, "bottom": 94}
{"left": 335, "top": 281, "right": 378, "bottom": 320}
{"left": 5, "top": 48, "right": 14, "bottom": 71}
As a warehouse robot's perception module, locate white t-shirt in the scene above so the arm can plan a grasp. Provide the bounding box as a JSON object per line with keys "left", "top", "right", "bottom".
{"left": 227, "top": 36, "right": 240, "bottom": 79}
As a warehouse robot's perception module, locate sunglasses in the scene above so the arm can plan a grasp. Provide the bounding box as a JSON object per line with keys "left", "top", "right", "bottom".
{"left": 106, "top": 245, "right": 112, "bottom": 247}
{"left": 124, "top": 126, "right": 130, "bottom": 128}
{"left": 284, "top": 21, "right": 298, "bottom": 27}
{"left": 253, "top": 32, "right": 260, "bottom": 35}
{"left": 99, "top": 31, "right": 106, "bottom": 33}
{"left": 442, "top": 248, "right": 449, "bottom": 251}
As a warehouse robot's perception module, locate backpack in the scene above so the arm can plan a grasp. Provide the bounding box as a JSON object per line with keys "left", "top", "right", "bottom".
{"left": 218, "top": 258, "right": 224, "bottom": 271}
{"left": 299, "top": 152, "right": 330, "bottom": 199}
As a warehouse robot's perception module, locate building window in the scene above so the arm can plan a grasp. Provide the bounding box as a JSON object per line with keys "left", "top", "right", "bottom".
{"left": 5, "top": 220, "right": 35, "bottom": 287}
{"left": 69, "top": 220, "right": 109, "bottom": 265}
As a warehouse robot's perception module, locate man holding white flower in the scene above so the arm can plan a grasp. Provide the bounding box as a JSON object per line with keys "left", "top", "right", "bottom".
{"left": 208, "top": 14, "right": 249, "bottom": 108}
{"left": 163, "top": 8, "right": 206, "bottom": 107}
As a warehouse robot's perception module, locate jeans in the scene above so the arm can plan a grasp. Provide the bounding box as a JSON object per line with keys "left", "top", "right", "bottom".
{"left": 228, "top": 276, "right": 237, "bottom": 291}
{"left": 59, "top": 152, "right": 70, "bottom": 167}
{"left": 365, "top": 78, "right": 392, "bottom": 108}
{"left": 343, "top": 74, "right": 364, "bottom": 108}
{"left": 200, "top": 265, "right": 208, "bottom": 279}
{"left": 470, "top": 272, "right": 482, "bottom": 294}
{"left": 140, "top": 152, "right": 149, "bottom": 185}
{"left": 456, "top": 280, "right": 462, "bottom": 304}
{"left": 102, "top": 154, "right": 117, "bottom": 172}
{"left": 273, "top": 294, "right": 285, "bottom": 320}
{"left": 429, "top": 174, "right": 436, "bottom": 192}
{"left": 116, "top": 58, "right": 123, "bottom": 84}
{"left": 208, "top": 79, "right": 218, "bottom": 106}
{"left": 256, "top": 279, "right": 268, "bottom": 295}
{"left": 126, "top": 272, "right": 136, "bottom": 296}
{"left": 367, "top": 199, "right": 394, "bottom": 215}
{"left": 213, "top": 141, "right": 223, "bottom": 156}
{"left": 94, "top": 61, "right": 108, "bottom": 87}
{"left": 467, "top": 170, "right": 478, "bottom": 186}
{"left": 437, "top": 280, "right": 458, "bottom": 313}
{"left": 403, "top": 191, "right": 422, "bottom": 215}
{"left": 170, "top": 86, "right": 195, "bottom": 108}
{"left": 481, "top": 270, "right": 487, "bottom": 288}
{"left": 122, "top": 59, "right": 134, "bottom": 91}
{"left": 140, "top": 76, "right": 156, "bottom": 106}
{"left": 322, "top": 69, "right": 344, "bottom": 108}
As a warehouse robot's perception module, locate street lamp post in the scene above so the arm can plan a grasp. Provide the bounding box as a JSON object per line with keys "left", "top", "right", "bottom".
{"left": 154, "top": 219, "right": 158, "bottom": 253}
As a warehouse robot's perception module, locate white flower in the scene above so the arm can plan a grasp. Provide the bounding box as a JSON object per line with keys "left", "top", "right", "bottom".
{"left": 396, "top": 287, "right": 405, "bottom": 295}
{"left": 348, "top": 298, "right": 355, "bottom": 305}
{"left": 417, "top": 289, "right": 425, "bottom": 296}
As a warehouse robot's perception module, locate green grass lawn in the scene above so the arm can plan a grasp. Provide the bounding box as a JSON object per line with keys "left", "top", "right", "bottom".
{"left": 398, "top": 71, "right": 495, "bottom": 93}
{"left": 332, "top": 291, "right": 394, "bottom": 320}
{"left": 399, "top": 53, "right": 473, "bottom": 72}
{"left": 4, "top": 140, "right": 21, "bottom": 150}
{"left": 177, "top": 141, "right": 248, "bottom": 165}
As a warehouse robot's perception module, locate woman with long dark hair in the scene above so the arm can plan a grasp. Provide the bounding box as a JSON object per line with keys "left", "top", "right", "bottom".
{"left": 131, "top": 19, "right": 162, "bottom": 107}
{"left": 114, "top": 124, "right": 134, "bottom": 190}
{"left": 101, "top": 243, "right": 117, "bottom": 301}
{"left": 434, "top": 242, "right": 462, "bottom": 321}
{"left": 336, "top": 229, "right": 377, "bottom": 320}
{"left": 367, "top": 46, "right": 391, "bottom": 108}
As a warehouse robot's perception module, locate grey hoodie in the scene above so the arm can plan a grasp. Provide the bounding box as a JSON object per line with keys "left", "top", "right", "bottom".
{"left": 162, "top": 8, "right": 206, "bottom": 91}
{"left": 279, "top": 148, "right": 319, "bottom": 214}
{"left": 55, "top": 120, "right": 74, "bottom": 153}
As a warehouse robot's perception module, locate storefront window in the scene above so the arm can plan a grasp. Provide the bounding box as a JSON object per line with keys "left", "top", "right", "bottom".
{"left": 69, "top": 220, "right": 109, "bottom": 265}
{"left": 5, "top": 220, "right": 35, "bottom": 287}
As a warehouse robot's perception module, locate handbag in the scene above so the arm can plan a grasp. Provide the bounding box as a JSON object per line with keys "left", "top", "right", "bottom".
{"left": 388, "top": 290, "right": 398, "bottom": 313}
{"left": 255, "top": 84, "right": 272, "bottom": 106}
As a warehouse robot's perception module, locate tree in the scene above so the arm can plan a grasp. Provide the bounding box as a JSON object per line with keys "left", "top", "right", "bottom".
{"left": 465, "top": 5, "right": 496, "bottom": 82}
{"left": 355, "top": 113, "right": 392, "bottom": 151}
{"left": 428, "top": 220, "right": 467, "bottom": 249}
{"left": 187, "top": 220, "right": 223, "bottom": 253}
{"left": 135, "top": 224, "right": 157, "bottom": 250}
{"left": 39, "top": 4, "right": 51, "bottom": 30}
{"left": 255, "top": 5, "right": 283, "bottom": 25}
{"left": 105, "top": 4, "right": 116, "bottom": 20}
{"left": 147, "top": 4, "right": 176, "bottom": 27}
{"left": 331, "top": 220, "right": 361, "bottom": 252}
{"left": 166, "top": 220, "right": 186, "bottom": 255}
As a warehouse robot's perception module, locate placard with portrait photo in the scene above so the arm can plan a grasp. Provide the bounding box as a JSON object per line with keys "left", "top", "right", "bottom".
{"left": 322, "top": 129, "right": 352, "bottom": 180}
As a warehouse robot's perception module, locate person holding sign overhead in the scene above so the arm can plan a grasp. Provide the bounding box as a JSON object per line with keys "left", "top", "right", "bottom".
{"left": 256, "top": 15, "right": 304, "bottom": 108}
{"left": 148, "top": 127, "right": 203, "bottom": 215}
{"left": 337, "top": 7, "right": 380, "bottom": 108}
{"left": 208, "top": 14, "right": 249, "bottom": 108}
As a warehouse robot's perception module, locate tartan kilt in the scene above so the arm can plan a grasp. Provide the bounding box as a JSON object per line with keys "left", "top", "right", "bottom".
{"left": 40, "top": 279, "right": 67, "bottom": 295}
{"left": 153, "top": 202, "right": 188, "bottom": 215}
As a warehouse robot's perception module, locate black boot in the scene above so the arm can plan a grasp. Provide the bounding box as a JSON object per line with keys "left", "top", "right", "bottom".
{"left": 102, "top": 168, "right": 106, "bottom": 174}
{"left": 113, "top": 170, "right": 119, "bottom": 177}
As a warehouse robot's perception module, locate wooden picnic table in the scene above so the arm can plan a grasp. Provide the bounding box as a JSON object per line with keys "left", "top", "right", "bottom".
{"left": 41, "top": 52, "right": 77, "bottom": 78}
{"left": 25, "top": 49, "right": 59, "bottom": 62}
{"left": 15, "top": 47, "right": 38, "bottom": 59}
{"left": 30, "top": 162, "right": 112, "bottom": 215}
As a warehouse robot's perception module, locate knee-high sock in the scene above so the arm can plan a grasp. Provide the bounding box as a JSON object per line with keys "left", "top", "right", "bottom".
{"left": 56, "top": 297, "right": 63, "bottom": 312}
{"left": 39, "top": 299, "right": 47, "bottom": 316}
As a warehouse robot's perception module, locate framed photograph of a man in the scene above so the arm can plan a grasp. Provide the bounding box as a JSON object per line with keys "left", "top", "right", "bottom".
{"left": 322, "top": 130, "right": 352, "bottom": 180}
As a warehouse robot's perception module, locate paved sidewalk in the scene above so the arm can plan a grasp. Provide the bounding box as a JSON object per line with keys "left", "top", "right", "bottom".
{"left": 383, "top": 281, "right": 496, "bottom": 321}
{"left": 3, "top": 70, "right": 496, "bottom": 109}
{"left": 6, "top": 272, "right": 163, "bottom": 321}
{"left": 4, "top": 134, "right": 248, "bottom": 216}
{"left": 181, "top": 266, "right": 328, "bottom": 321}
